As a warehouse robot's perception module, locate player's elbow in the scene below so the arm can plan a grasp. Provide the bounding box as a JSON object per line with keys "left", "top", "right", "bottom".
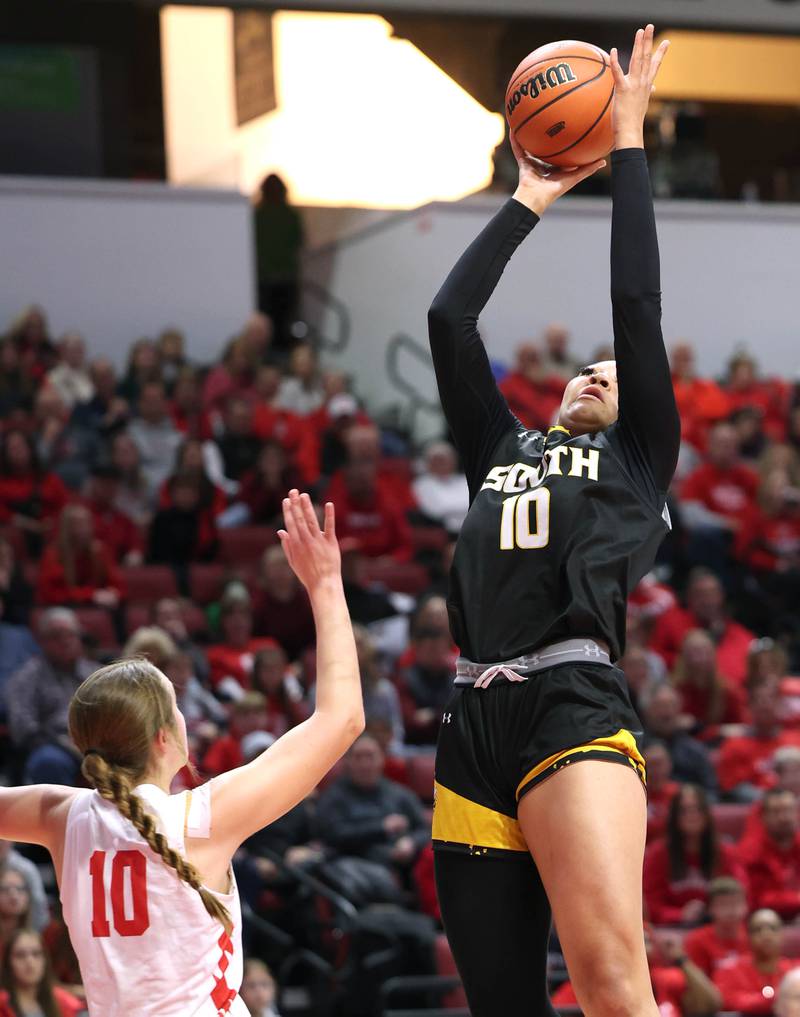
{"left": 427, "top": 297, "right": 460, "bottom": 340}
{"left": 609, "top": 286, "right": 661, "bottom": 314}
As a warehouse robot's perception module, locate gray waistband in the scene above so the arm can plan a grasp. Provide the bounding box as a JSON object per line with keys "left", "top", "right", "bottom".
{"left": 454, "top": 638, "right": 611, "bottom": 687}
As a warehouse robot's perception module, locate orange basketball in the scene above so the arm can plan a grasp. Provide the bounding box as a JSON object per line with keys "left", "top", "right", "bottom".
{"left": 505, "top": 40, "right": 614, "bottom": 168}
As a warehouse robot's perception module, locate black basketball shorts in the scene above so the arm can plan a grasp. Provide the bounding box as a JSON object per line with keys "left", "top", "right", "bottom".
{"left": 432, "top": 662, "right": 646, "bottom": 858}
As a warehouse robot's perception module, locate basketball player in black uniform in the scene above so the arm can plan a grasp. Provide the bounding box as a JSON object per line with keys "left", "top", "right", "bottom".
{"left": 429, "top": 26, "right": 676, "bottom": 1017}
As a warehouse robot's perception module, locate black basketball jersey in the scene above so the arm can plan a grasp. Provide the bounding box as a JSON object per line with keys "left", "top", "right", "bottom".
{"left": 428, "top": 150, "right": 681, "bottom": 665}
{"left": 448, "top": 423, "right": 669, "bottom": 663}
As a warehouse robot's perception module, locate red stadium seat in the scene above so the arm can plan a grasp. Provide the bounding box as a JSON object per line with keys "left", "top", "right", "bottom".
{"left": 23, "top": 562, "right": 39, "bottom": 588}
{"left": 362, "top": 560, "right": 430, "bottom": 595}
{"left": 121, "top": 565, "right": 178, "bottom": 602}
{"left": 218, "top": 527, "right": 277, "bottom": 566}
{"left": 125, "top": 603, "right": 149, "bottom": 636}
{"left": 189, "top": 564, "right": 227, "bottom": 605}
{"left": 435, "top": 934, "right": 468, "bottom": 1009}
{"left": 712, "top": 803, "right": 750, "bottom": 842}
{"left": 405, "top": 753, "right": 436, "bottom": 805}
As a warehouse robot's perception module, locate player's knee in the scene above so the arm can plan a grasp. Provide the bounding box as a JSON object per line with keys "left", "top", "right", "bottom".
{"left": 570, "top": 948, "right": 651, "bottom": 1017}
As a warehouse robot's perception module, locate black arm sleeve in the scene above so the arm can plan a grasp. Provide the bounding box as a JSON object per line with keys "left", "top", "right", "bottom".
{"left": 427, "top": 199, "right": 539, "bottom": 498}
{"left": 610, "top": 149, "right": 680, "bottom": 496}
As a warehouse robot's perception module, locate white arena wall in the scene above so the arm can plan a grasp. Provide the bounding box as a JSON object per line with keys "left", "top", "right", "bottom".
{"left": 0, "top": 176, "right": 254, "bottom": 368}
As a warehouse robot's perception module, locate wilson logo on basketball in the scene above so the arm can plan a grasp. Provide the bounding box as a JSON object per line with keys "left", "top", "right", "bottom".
{"left": 506, "top": 62, "right": 577, "bottom": 117}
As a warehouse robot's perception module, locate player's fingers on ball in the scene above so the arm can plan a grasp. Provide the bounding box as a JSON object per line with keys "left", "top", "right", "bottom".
{"left": 609, "top": 47, "right": 625, "bottom": 86}
{"left": 629, "top": 28, "right": 644, "bottom": 77}
{"left": 649, "top": 40, "right": 670, "bottom": 83}
{"left": 642, "top": 24, "right": 654, "bottom": 67}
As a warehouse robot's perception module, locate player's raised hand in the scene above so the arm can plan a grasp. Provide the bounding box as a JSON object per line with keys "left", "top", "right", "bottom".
{"left": 610, "top": 24, "right": 670, "bottom": 149}
{"left": 277, "top": 490, "right": 341, "bottom": 592}
{"left": 511, "top": 131, "right": 606, "bottom": 216}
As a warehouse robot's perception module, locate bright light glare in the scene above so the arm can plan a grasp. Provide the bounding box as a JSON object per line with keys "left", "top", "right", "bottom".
{"left": 257, "top": 12, "right": 505, "bottom": 208}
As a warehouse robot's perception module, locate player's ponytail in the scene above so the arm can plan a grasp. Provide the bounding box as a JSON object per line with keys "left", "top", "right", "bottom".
{"left": 70, "top": 660, "right": 232, "bottom": 935}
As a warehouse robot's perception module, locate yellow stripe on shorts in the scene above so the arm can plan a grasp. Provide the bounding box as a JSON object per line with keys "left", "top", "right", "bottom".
{"left": 516, "top": 728, "right": 646, "bottom": 800}
{"left": 432, "top": 780, "right": 528, "bottom": 853}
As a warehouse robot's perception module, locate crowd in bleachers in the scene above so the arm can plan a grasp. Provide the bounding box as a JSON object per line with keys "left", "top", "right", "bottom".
{"left": 3, "top": 302, "right": 800, "bottom": 1015}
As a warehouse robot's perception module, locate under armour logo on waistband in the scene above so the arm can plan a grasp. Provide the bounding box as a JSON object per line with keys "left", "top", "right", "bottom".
{"left": 442, "top": 713, "right": 452, "bottom": 724}
{"left": 583, "top": 643, "right": 602, "bottom": 658}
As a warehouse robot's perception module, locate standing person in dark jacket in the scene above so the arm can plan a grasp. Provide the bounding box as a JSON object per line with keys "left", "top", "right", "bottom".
{"left": 428, "top": 27, "right": 677, "bottom": 1017}
{"left": 316, "top": 734, "right": 429, "bottom": 874}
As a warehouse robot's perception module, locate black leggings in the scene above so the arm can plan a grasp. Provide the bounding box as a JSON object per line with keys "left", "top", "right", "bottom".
{"left": 434, "top": 850, "right": 559, "bottom": 1017}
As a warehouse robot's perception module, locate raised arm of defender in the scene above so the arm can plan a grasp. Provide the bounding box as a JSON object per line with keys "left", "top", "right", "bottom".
{"left": 207, "top": 492, "right": 364, "bottom": 851}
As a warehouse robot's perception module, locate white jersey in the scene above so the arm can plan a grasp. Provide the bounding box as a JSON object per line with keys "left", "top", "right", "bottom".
{"left": 61, "top": 782, "right": 248, "bottom": 1017}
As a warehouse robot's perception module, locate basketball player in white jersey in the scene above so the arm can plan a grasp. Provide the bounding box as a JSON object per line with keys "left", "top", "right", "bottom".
{"left": 0, "top": 491, "right": 364, "bottom": 1017}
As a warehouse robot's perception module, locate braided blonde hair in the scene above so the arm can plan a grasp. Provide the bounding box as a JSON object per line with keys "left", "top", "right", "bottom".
{"left": 69, "top": 659, "right": 232, "bottom": 935}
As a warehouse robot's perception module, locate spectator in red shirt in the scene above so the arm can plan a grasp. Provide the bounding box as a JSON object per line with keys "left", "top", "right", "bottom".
{"left": 684, "top": 876, "right": 750, "bottom": 979}
{"left": 718, "top": 677, "right": 800, "bottom": 801}
{"left": 644, "top": 740, "right": 680, "bottom": 843}
{"left": 326, "top": 424, "right": 415, "bottom": 513}
{"left": 252, "top": 365, "right": 319, "bottom": 486}
{"left": 202, "top": 336, "right": 259, "bottom": 414}
{"left": 738, "top": 788, "right": 800, "bottom": 920}
{"left": 672, "top": 628, "right": 744, "bottom": 733}
{"left": 329, "top": 458, "right": 412, "bottom": 561}
{"left": 714, "top": 908, "right": 797, "bottom": 1015}
{"left": 37, "top": 503, "right": 124, "bottom": 611}
{"left": 742, "top": 747, "right": 800, "bottom": 851}
{"left": 680, "top": 421, "right": 759, "bottom": 575}
{"left": 0, "top": 928, "right": 83, "bottom": 1017}
{"left": 170, "top": 367, "right": 213, "bottom": 441}
{"left": 650, "top": 567, "right": 754, "bottom": 685}
{"left": 725, "top": 352, "right": 789, "bottom": 443}
{"left": 234, "top": 441, "right": 303, "bottom": 527}
{"left": 737, "top": 468, "right": 800, "bottom": 574}
{"left": 670, "top": 340, "right": 730, "bottom": 452}
{"left": 206, "top": 593, "right": 277, "bottom": 697}
{"left": 643, "top": 784, "right": 747, "bottom": 925}
{"left": 0, "top": 429, "right": 70, "bottom": 555}
{"left": 202, "top": 691, "right": 269, "bottom": 776}
{"left": 498, "top": 343, "right": 564, "bottom": 432}
{"left": 250, "top": 644, "right": 308, "bottom": 737}
{"left": 251, "top": 545, "right": 316, "bottom": 660}
{"left": 83, "top": 463, "right": 144, "bottom": 566}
